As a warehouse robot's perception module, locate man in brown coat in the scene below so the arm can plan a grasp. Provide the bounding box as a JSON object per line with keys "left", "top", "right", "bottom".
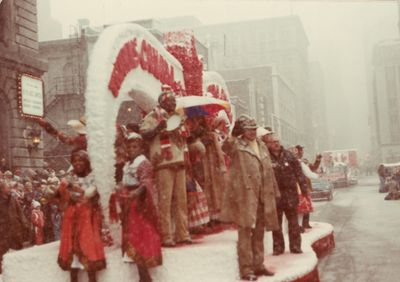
{"left": 221, "top": 115, "right": 280, "bottom": 281}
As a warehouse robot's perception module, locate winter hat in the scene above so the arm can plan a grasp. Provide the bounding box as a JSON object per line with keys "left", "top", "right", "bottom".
{"left": 242, "top": 117, "right": 258, "bottom": 129}
{"left": 126, "top": 132, "right": 142, "bottom": 141}
{"left": 32, "top": 200, "right": 41, "bottom": 208}
{"left": 158, "top": 90, "right": 175, "bottom": 105}
{"left": 295, "top": 145, "right": 304, "bottom": 150}
{"left": 4, "top": 170, "right": 12, "bottom": 178}
{"left": 47, "top": 176, "right": 60, "bottom": 185}
{"left": 256, "top": 127, "right": 272, "bottom": 137}
{"left": 57, "top": 170, "right": 66, "bottom": 178}
{"left": 213, "top": 115, "right": 229, "bottom": 129}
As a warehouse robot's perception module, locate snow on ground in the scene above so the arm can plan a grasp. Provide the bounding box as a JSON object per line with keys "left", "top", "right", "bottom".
{"left": 2, "top": 222, "right": 332, "bottom": 282}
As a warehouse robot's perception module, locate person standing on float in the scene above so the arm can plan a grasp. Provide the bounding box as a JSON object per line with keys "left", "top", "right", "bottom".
{"left": 295, "top": 145, "right": 321, "bottom": 230}
{"left": 56, "top": 150, "right": 106, "bottom": 282}
{"left": 266, "top": 137, "right": 308, "bottom": 256}
{"left": 140, "top": 89, "right": 191, "bottom": 247}
{"left": 120, "top": 132, "right": 162, "bottom": 282}
{"left": 221, "top": 115, "right": 280, "bottom": 281}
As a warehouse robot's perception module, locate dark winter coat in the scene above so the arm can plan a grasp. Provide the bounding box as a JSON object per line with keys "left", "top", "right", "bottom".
{"left": 0, "top": 195, "right": 28, "bottom": 250}
{"left": 269, "top": 147, "right": 308, "bottom": 209}
{"left": 220, "top": 137, "right": 280, "bottom": 230}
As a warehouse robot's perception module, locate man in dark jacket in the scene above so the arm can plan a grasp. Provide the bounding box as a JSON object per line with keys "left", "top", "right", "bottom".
{"left": 0, "top": 181, "right": 28, "bottom": 273}
{"left": 267, "top": 137, "right": 308, "bottom": 255}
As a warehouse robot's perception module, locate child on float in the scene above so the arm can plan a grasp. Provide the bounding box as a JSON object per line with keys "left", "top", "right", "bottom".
{"left": 56, "top": 150, "right": 106, "bottom": 282}
{"left": 120, "top": 132, "right": 162, "bottom": 282}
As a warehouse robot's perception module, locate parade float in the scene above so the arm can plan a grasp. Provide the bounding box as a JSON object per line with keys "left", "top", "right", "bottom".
{"left": 2, "top": 24, "right": 334, "bottom": 282}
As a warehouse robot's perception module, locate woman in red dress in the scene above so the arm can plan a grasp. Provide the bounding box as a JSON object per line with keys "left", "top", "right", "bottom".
{"left": 57, "top": 150, "right": 106, "bottom": 282}
{"left": 120, "top": 132, "right": 162, "bottom": 282}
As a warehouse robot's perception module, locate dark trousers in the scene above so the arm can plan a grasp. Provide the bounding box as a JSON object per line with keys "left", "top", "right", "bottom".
{"left": 302, "top": 213, "right": 310, "bottom": 227}
{"left": 272, "top": 206, "right": 301, "bottom": 253}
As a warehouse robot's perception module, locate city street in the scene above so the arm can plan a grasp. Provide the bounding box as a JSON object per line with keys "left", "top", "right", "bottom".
{"left": 314, "top": 176, "right": 400, "bottom": 282}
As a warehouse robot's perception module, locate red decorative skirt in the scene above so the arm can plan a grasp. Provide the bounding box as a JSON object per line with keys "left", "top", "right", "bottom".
{"left": 58, "top": 203, "right": 106, "bottom": 272}
{"left": 125, "top": 200, "right": 162, "bottom": 268}
{"left": 188, "top": 183, "right": 210, "bottom": 228}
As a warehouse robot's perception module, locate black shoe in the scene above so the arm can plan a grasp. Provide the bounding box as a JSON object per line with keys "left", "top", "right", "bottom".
{"left": 241, "top": 274, "right": 257, "bottom": 281}
{"left": 272, "top": 250, "right": 284, "bottom": 256}
{"left": 254, "top": 268, "right": 274, "bottom": 276}
{"left": 291, "top": 249, "right": 303, "bottom": 254}
{"left": 300, "top": 226, "right": 305, "bottom": 233}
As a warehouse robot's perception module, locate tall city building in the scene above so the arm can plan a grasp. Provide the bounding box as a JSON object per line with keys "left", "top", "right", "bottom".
{"left": 308, "top": 61, "right": 329, "bottom": 152}
{"left": 220, "top": 65, "right": 298, "bottom": 146}
{"left": 372, "top": 40, "right": 400, "bottom": 162}
{"left": 193, "top": 15, "right": 312, "bottom": 147}
{"left": 37, "top": 0, "right": 62, "bottom": 41}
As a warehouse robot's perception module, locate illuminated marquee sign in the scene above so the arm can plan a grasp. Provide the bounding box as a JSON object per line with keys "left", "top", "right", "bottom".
{"left": 18, "top": 73, "right": 44, "bottom": 118}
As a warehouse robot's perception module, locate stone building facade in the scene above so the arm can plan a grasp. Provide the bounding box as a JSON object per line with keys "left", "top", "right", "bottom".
{"left": 225, "top": 78, "right": 255, "bottom": 119}
{"left": 0, "top": 0, "right": 47, "bottom": 171}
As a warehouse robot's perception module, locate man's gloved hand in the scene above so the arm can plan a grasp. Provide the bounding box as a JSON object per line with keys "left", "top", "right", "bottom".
{"left": 231, "top": 121, "right": 244, "bottom": 137}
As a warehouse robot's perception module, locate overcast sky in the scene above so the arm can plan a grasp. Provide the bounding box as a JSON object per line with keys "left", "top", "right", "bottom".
{"left": 41, "top": 0, "right": 399, "bottom": 154}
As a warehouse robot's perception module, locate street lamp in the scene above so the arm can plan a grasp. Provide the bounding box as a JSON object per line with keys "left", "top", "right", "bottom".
{"left": 25, "top": 128, "right": 42, "bottom": 153}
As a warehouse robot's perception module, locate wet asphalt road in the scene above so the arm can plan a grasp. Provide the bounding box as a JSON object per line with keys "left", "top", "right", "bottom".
{"left": 313, "top": 176, "right": 400, "bottom": 282}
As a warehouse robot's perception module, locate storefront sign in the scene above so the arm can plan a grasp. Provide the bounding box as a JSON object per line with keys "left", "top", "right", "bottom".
{"left": 18, "top": 73, "right": 44, "bottom": 118}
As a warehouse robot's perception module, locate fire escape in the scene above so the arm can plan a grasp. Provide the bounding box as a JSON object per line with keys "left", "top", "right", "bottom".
{"left": 43, "top": 24, "right": 86, "bottom": 170}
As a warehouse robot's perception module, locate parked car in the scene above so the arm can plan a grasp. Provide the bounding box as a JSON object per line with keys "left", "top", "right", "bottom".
{"left": 311, "top": 178, "right": 334, "bottom": 201}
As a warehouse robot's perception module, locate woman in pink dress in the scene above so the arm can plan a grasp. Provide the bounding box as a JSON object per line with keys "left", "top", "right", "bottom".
{"left": 120, "top": 132, "right": 162, "bottom": 282}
